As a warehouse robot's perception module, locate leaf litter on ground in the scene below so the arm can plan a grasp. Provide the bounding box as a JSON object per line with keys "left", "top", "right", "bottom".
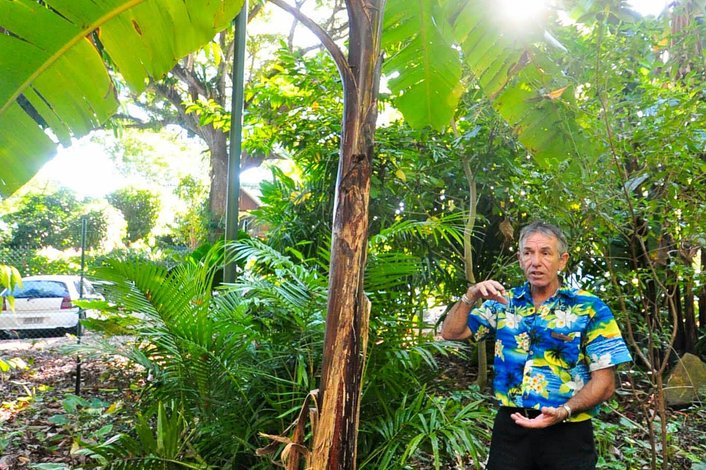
{"left": 0, "top": 334, "right": 142, "bottom": 469}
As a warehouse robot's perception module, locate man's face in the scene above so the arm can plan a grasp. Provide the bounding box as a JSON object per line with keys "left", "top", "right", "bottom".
{"left": 518, "top": 232, "right": 569, "bottom": 289}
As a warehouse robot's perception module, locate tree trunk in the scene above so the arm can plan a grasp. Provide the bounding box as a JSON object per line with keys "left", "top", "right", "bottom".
{"left": 208, "top": 131, "right": 229, "bottom": 238}
{"left": 670, "top": 276, "right": 685, "bottom": 355}
{"left": 311, "top": 1, "right": 385, "bottom": 468}
{"left": 461, "top": 158, "right": 487, "bottom": 389}
{"left": 683, "top": 277, "right": 697, "bottom": 353}
{"left": 700, "top": 249, "right": 706, "bottom": 328}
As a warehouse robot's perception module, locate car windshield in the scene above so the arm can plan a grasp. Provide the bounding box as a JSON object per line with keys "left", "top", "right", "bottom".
{"left": 8, "top": 280, "right": 70, "bottom": 299}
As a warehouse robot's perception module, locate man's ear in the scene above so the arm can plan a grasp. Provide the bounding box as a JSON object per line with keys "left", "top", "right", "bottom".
{"left": 559, "top": 252, "right": 569, "bottom": 270}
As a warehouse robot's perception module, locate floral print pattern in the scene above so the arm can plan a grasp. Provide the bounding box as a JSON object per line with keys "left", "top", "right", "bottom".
{"left": 495, "top": 340, "right": 505, "bottom": 360}
{"left": 514, "top": 332, "right": 531, "bottom": 352}
{"left": 467, "top": 283, "right": 632, "bottom": 422}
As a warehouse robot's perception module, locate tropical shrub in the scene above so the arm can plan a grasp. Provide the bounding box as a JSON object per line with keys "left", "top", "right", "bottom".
{"left": 360, "top": 387, "right": 492, "bottom": 469}
{"left": 78, "top": 237, "right": 495, "bottom": 468}
{"left": 77, "top": 240, "right": 326, "bottom": 467}
{"left": 76, "top": 401, "right": 209, "bottom": 470}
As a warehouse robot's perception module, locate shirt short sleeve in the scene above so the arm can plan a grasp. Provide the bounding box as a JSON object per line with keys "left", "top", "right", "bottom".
{"left": 583, "top": 296, "right": 633, "bottom": 372}
{"left": 467, "top": 300, "right": 500, "bottom": 342}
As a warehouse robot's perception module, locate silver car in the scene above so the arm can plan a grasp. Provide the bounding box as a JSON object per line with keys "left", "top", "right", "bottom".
{"left": 0, "top": 275, "right": 103, "bottom": 336}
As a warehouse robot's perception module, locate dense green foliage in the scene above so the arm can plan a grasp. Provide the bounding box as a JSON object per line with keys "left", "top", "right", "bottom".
{"left": 1, "top": 189, "right": 109, "bottom": 250}
{"left": 72, "top": 7, "right": 706, "bottom": 466}
{"left": 107, "top": 188, "right": 161, "bottom": 244}
{"left": 169, "top": 175, "right": 210, "bottom": 250}
{"left": 74, "top": 239, "right": 492, "bottom": 468}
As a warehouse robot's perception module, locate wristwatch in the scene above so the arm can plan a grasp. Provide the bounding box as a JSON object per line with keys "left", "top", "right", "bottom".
{"left": 561, "top": 404, "right": 572, "bottom": 421}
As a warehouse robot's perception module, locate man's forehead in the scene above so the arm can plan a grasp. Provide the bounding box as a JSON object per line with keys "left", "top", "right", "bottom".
{"left": 521, "top": 232, "right": 559, "bottom": 248}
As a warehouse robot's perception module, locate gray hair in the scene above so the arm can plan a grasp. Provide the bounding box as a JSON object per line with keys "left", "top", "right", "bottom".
{"left": 519, "top": 221, "right": 569, "bottom": 254}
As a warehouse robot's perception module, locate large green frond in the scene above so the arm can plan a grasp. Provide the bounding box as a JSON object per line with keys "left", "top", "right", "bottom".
{"left": 227, "top": 238, "right": 327, "bottom": 313}
{"left": 450, "top": 0, "right": 603, "bottom": 168}
{"left": 370, "top": 213, "right": 465, "bottom": 248}
{"left": 365, "top": 214, "right": 465, "bottom": 293}
{"left": 383, "top": 0, "right": 465, "bottom": 130}
{"left": 0, "top": 0, "right": 245, "bottom": 196}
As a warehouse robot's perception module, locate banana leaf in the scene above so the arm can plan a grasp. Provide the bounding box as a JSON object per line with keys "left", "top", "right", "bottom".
{"left": 0, "top": 0, "right": 244, "bottom": 197}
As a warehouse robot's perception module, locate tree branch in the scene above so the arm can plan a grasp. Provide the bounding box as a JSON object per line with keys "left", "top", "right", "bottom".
{"left": 268, "top": 0, "right": 355, "bottom": 90}
{"left": 322, "top": 0, "right": 347, "bottom": 33}
{"left": 248, "top": 1, "right": 265, "bottom": 22}
{"left": 171, "top": 63, "right": 210, "bottom": 98}
{"left": 110, "top": 113, "right": 180, "bottom": 130}
{"left": 217, "top": 31, "right": 230, "bottom": 100}
{"left": 152, "top": 83, "right": 203, "bottom": 137}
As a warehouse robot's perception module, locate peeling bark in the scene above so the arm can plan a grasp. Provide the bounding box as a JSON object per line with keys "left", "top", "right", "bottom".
{"left": 265, "top": 1, "right": 385, "bottom": 467}
{"left": 310, "top": 1, "right": 385, "bottom": 468}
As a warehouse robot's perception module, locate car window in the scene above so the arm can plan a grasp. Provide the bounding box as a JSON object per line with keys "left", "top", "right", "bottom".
{"left": 10, "top": 280, "right": 70, "bottom": 298}
{"left": 73, "top": 279, "right": 97, "bottom": 297}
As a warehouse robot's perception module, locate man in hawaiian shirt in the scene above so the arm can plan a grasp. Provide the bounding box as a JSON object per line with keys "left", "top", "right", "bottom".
{"left": 441, "top": 221, "right": 632, "bottom": 469}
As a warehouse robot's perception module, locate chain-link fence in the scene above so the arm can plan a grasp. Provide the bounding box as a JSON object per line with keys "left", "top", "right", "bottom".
{"left": 1, "top": 219, "right": 93, "bottom": 392}
{"left": 0, "top": 275, "right": 98, "bottom": 339}
{"left": 0, "top": 246, "right": 42, "bottom": 277}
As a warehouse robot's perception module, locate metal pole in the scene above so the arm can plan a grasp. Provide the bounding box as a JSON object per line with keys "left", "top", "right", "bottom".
{"left": 223, "top": 1, "right": 248, "bottom": 284}
{"left": 75, "top": 216, "right": 87, "bottom": 395}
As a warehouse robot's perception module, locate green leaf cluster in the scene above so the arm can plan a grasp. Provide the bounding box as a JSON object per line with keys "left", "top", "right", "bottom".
{"left": 2, "top": 189, "right": 110, "bottom": 250}
{"left": 74, "top": 235, "right": 495, "bottom": 467}
{"left": 107, "top": 187, "right": 161, "bottom": 243}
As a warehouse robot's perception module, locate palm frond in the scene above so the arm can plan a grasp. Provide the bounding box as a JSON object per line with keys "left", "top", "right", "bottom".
{"left": 369, "top": 212, "right": 466, "bottom": 249}
{"left": 361, "top": 387, "right": 492, "bottom": 469}
{"left": 364, "top": 213, "right": 466, "bottom": 295}
{"left": 81, "top": 242, "right": 328, "bottom": 466}
{"left": 77, "top": 402, "right": 210, "bottom": 469}
{"left": 226, "top": 238, "right": 327, "bottom": 315}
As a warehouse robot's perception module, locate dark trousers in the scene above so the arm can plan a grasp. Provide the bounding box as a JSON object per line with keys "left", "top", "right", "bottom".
{"left": 486, "top": 407, "right": 597, "bottom": 470}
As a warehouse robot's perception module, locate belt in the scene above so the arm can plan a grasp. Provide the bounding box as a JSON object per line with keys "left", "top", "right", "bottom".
{"left": 499, "top": 406, "right": 542, "bottom": 418}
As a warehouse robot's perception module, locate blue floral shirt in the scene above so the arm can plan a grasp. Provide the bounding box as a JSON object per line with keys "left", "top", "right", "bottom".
{"left": 467, "top": 283, "right": 632, "bottom": 421}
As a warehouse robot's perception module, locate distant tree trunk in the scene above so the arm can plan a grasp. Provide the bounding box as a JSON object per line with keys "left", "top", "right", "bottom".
{"left": 461, "top": 157, "right": 486, "bottom": 389}
{"left": 207, "top": 131, "right": 229, "bottom": 235}
{"left": 700, "top": 250, "right": 706, "bottom": 328}
{"left": 669, "top": 276, "right": 685, "bottom": 354}
{"left": 309, "top": 1, "right": 386, "bottom": 468}
{"left": 670, "top": 0, "right": 705, "bottom": 79}
{"left": 669, "top": 2, "right": 706, "bottom": 341}
{"left": 683, "top": 277, "right": 697, "bottom": 353}
{"left": 145, "top": 6, "right": 269, "bottom": 241}
{"left": 151, "top": 80, "right": 231, "bottom": 236}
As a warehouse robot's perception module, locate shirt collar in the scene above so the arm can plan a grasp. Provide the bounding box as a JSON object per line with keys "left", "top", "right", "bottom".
{"left": 514, "top": 282, "right": 576, "bottom": 301}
